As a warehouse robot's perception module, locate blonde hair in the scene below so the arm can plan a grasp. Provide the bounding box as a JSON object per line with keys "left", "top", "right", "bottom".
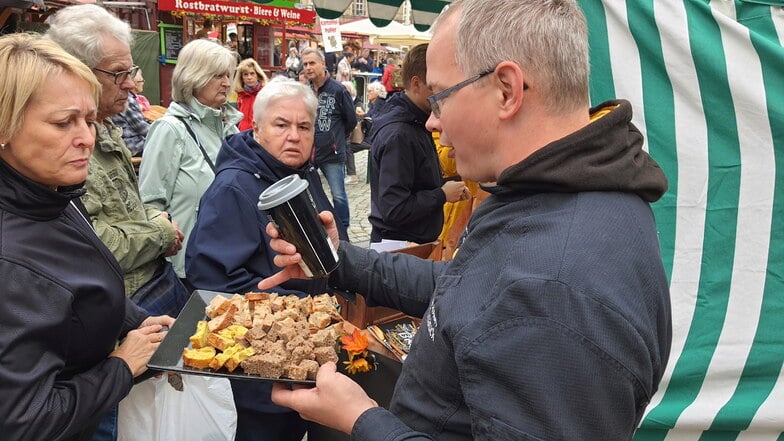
{"left": 0, "top": 33, "right": 101, "bottom": 141}
{"left": 172, "top": 39, "right": 237, "bottom": 103}
{"left": 232, "top": 58, "right": 269, "bottom": 94}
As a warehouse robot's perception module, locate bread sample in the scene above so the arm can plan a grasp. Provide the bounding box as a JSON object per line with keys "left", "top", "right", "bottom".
{"left": 183, "top": 292, "right": 342, "bottom": 380}
{"left": 182, "top": 346, "right": 216, "bottom": 369}
{"left": 189, "top": 320, "right": 209, "bottom": 349}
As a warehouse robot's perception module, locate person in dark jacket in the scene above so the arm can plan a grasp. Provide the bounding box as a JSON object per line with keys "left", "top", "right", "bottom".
{"left": 300, "top": 47, "right": 357, "bottom": 229}
{"left": 0, "top": 33, "right": 172, "bottom": 441}
{"left": 185, "top": 77, "right": 348, "bottom": 441}
{"left": 261, "top": 1, "right": 672, "bottom": 440}
{"left": 366, "top": 43, "right": 468, "bottom": 247}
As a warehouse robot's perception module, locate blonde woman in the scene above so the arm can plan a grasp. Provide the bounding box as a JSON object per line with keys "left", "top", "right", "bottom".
{"left": 233, "top": 58, "right": 269, "bottom": 131}
{"left": 0, "top": 32, "right": 172, "bottom": 441}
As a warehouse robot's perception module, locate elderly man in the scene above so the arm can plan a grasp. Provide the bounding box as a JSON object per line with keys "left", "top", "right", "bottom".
{"left": 262, "top": 1, "right": 672, "bottom": 440}
{"left": 186, "top": 77, "right": 348, "bottom": 441}
{"left": 46, "top": 5, "right": 188, "bottom": 440}
{"left": 299, "top": 47, "right": 357, "bottom": 230}
{"left": 46, "top": 4, "right": 186, "bottom": 317}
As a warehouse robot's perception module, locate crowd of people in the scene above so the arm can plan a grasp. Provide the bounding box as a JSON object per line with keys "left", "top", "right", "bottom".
{"left": 0, "top": 0, "right": 673, "bottom": 440}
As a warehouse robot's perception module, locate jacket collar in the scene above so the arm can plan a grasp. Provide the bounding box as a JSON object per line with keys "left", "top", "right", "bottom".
{"left": 0, "top": 157, "right": 85, "bottom": 221}
{"left": 492, "top": 100, "right": 668, "bottom": 202}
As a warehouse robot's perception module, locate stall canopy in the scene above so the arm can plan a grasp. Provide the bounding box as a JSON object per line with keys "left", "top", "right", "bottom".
{"left": 340, "top": 17, "right": 431, "bottom": 47}
{"left": 255, "top": 0, "right": 451, "bottom": 30}
{"left": 580, "top": 0, "right": 784, "bottom": 439}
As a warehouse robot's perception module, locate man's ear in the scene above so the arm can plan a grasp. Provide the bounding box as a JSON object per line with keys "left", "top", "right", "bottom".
{"left": 495, "top": 61, "right": 526, "bottom": 120}
{"left": 411, "top": 75, "right": 427, "bottom": 95}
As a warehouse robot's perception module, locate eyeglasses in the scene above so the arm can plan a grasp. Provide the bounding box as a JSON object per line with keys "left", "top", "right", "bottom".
{"left": 93, "top": 65, "right": 140, "bottom": 85}
{"left": 427, "top": 66, "right": 496, "bottom": 118}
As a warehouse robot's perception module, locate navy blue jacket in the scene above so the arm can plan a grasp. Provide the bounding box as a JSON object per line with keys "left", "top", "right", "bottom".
{"left": 185, "top": 130, "right": 347, "bottom": 414}
{"left": 366, "top": 92, "right": 444, "bottom": 243}
{"left": 312, "top": 77, "right": 357, "bottom": 166}
{"left": 0, "top": 159, "right": 148, "bottom": 441}
{"left": 331, "top": 100, "right": 672, "bottom": 440}
{"left": 186, "top": 130, "right": 348, "bottom": 296}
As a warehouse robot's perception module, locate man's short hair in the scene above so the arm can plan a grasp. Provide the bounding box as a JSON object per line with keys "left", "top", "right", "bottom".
{"left": 439, "top": 0, "right": 589, "bottom": 113}
{"left": 300, "top": 47, "right": 324, "bottom": 62}
{"left": 401, "top": 43, "right": 427, "bottom": 90}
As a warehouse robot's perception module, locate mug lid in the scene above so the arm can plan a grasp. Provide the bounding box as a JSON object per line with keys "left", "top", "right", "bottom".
{"left": 257, "top": 174, "right": 310, "bottom": 210}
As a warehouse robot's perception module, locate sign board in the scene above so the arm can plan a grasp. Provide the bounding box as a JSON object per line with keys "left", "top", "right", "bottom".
{"left": 320, "top": 18, "right": 342, "bottom": 53}
{"left": 158, "top": 0, "right": 316, "bottom": 24}
{"left": 159, "top": 24, "right": 183, "bottom": 64}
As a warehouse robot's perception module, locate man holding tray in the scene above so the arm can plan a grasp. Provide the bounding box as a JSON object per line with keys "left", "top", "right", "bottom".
{"left": 259, "top": 0, "right": 672, "bottom": 440}
{"left": 186, "top": 76, "right": 348, "bottom": 441}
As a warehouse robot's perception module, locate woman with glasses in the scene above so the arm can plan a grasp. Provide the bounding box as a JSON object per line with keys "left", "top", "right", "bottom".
{"left": 138, "top": 39, "right": 242, "bottom": 291}
{"left": 0, "top": 32, "right": 173, "bottom": 441}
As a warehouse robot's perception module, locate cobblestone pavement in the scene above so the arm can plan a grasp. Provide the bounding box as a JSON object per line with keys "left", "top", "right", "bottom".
{"left": 318, "top": 149, "right": 372, "bottom": 246}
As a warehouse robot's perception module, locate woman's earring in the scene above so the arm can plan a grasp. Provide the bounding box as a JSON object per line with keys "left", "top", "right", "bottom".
{"left": 0, "top": 143, "right": 5, "bottom": 151}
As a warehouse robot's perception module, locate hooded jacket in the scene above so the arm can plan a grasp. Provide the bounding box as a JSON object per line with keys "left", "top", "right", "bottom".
{"left": 331, "top": 100, "right": 672, "bottom": 441}
{"left": 312, "top": 77, "right": 357, "bottom": 166}
{"left": 185, "top": 130, "right": 348, "bottom": 414}
{"left": 186, "top": 130, "right": 348, "bottom": 295}
{"left": 139, "top": 98, "right": 242, "bottom": 278}
{"left": 366, "top": 92, "right": 445, "bottom": 243}
{"left": 0, "top": 159, "right": 149, "bottom": 441}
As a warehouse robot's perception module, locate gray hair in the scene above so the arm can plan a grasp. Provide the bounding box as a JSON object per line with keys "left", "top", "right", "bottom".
{"left": 367, "top": 81, "right": 387, "bottom": 99}
{"left": 172, "top": 39, "right": 237, "bottom": 103}
{"left": 45, "top": 4, "right": 132, "bottom": 68}
{"left": 253, "top": 76, "right": 317, "bottom": 125}
{"left": 440, "top": 0, "right": 589, "bottom": 113}
{"left": 341, "top": 81, "right": 356, "bottom": 99}
{"left": 300, "top": 47, "right": 324, "bottom": 62}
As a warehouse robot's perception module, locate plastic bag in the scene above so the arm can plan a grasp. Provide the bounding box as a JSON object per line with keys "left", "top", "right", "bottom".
{"left": 118, "top": 375, "right": 236, "bottom": 441}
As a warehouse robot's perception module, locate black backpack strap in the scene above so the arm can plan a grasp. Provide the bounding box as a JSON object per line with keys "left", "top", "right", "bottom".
{"left": 175, "top": 116, "right": 216, "bottom": 172}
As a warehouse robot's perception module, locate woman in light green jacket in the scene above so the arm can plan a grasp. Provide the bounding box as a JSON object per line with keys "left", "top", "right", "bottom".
{"left": 139, "top": 39, "right": 242, "bottom": 287}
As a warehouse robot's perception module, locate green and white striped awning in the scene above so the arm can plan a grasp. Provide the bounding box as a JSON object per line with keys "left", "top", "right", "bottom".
{"left": 311, "top": 0, "right": 453, "bottom": 31}
{"left": 580, "top": 0, "right": 784, "bottom": 438}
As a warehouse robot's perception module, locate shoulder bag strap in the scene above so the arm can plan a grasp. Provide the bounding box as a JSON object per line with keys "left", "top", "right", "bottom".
{"left": 175, "top": 116, "right": 216, "bottom": 172}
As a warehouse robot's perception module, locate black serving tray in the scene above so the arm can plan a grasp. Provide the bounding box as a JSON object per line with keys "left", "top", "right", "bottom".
{"left": 147, "top": 290, "right": 316, "bottom": 384}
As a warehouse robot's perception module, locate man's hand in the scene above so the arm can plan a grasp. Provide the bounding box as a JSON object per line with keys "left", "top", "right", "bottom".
{"left": 258, "top": 211, "right": 340, "bottom": 291}
{"left": 271, "top": 362, "right": 378, "bottom": 434}
{"left": 164, "top": 220, "right": 184, "bottom": 257}
{"left": 442, "top": 180, "right": 470, "bottom": 203}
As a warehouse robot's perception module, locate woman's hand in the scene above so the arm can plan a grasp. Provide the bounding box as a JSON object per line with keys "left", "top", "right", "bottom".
{"left": 110, "top": 323, "right": 168, "bottom": 377}
{"left": 271, "top": 362, "right": 378, "bottom": 434}
{"left": 257, "top": 211, "right": 340, "bottom": 291}
{"left": 140, "top": 314, "right": 175, "bottom": 329}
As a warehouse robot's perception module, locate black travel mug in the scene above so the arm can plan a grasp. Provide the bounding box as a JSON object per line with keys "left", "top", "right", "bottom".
{"left": 257, "top": 175, "right": 339, "bottom": 278}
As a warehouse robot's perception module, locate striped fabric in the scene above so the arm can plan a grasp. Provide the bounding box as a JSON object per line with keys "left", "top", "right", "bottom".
{"left": 577, "top": 1, "right": 784, "bottom": 439}
{"left": 310, "top": 0, "right": 452, "bottom": 29}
